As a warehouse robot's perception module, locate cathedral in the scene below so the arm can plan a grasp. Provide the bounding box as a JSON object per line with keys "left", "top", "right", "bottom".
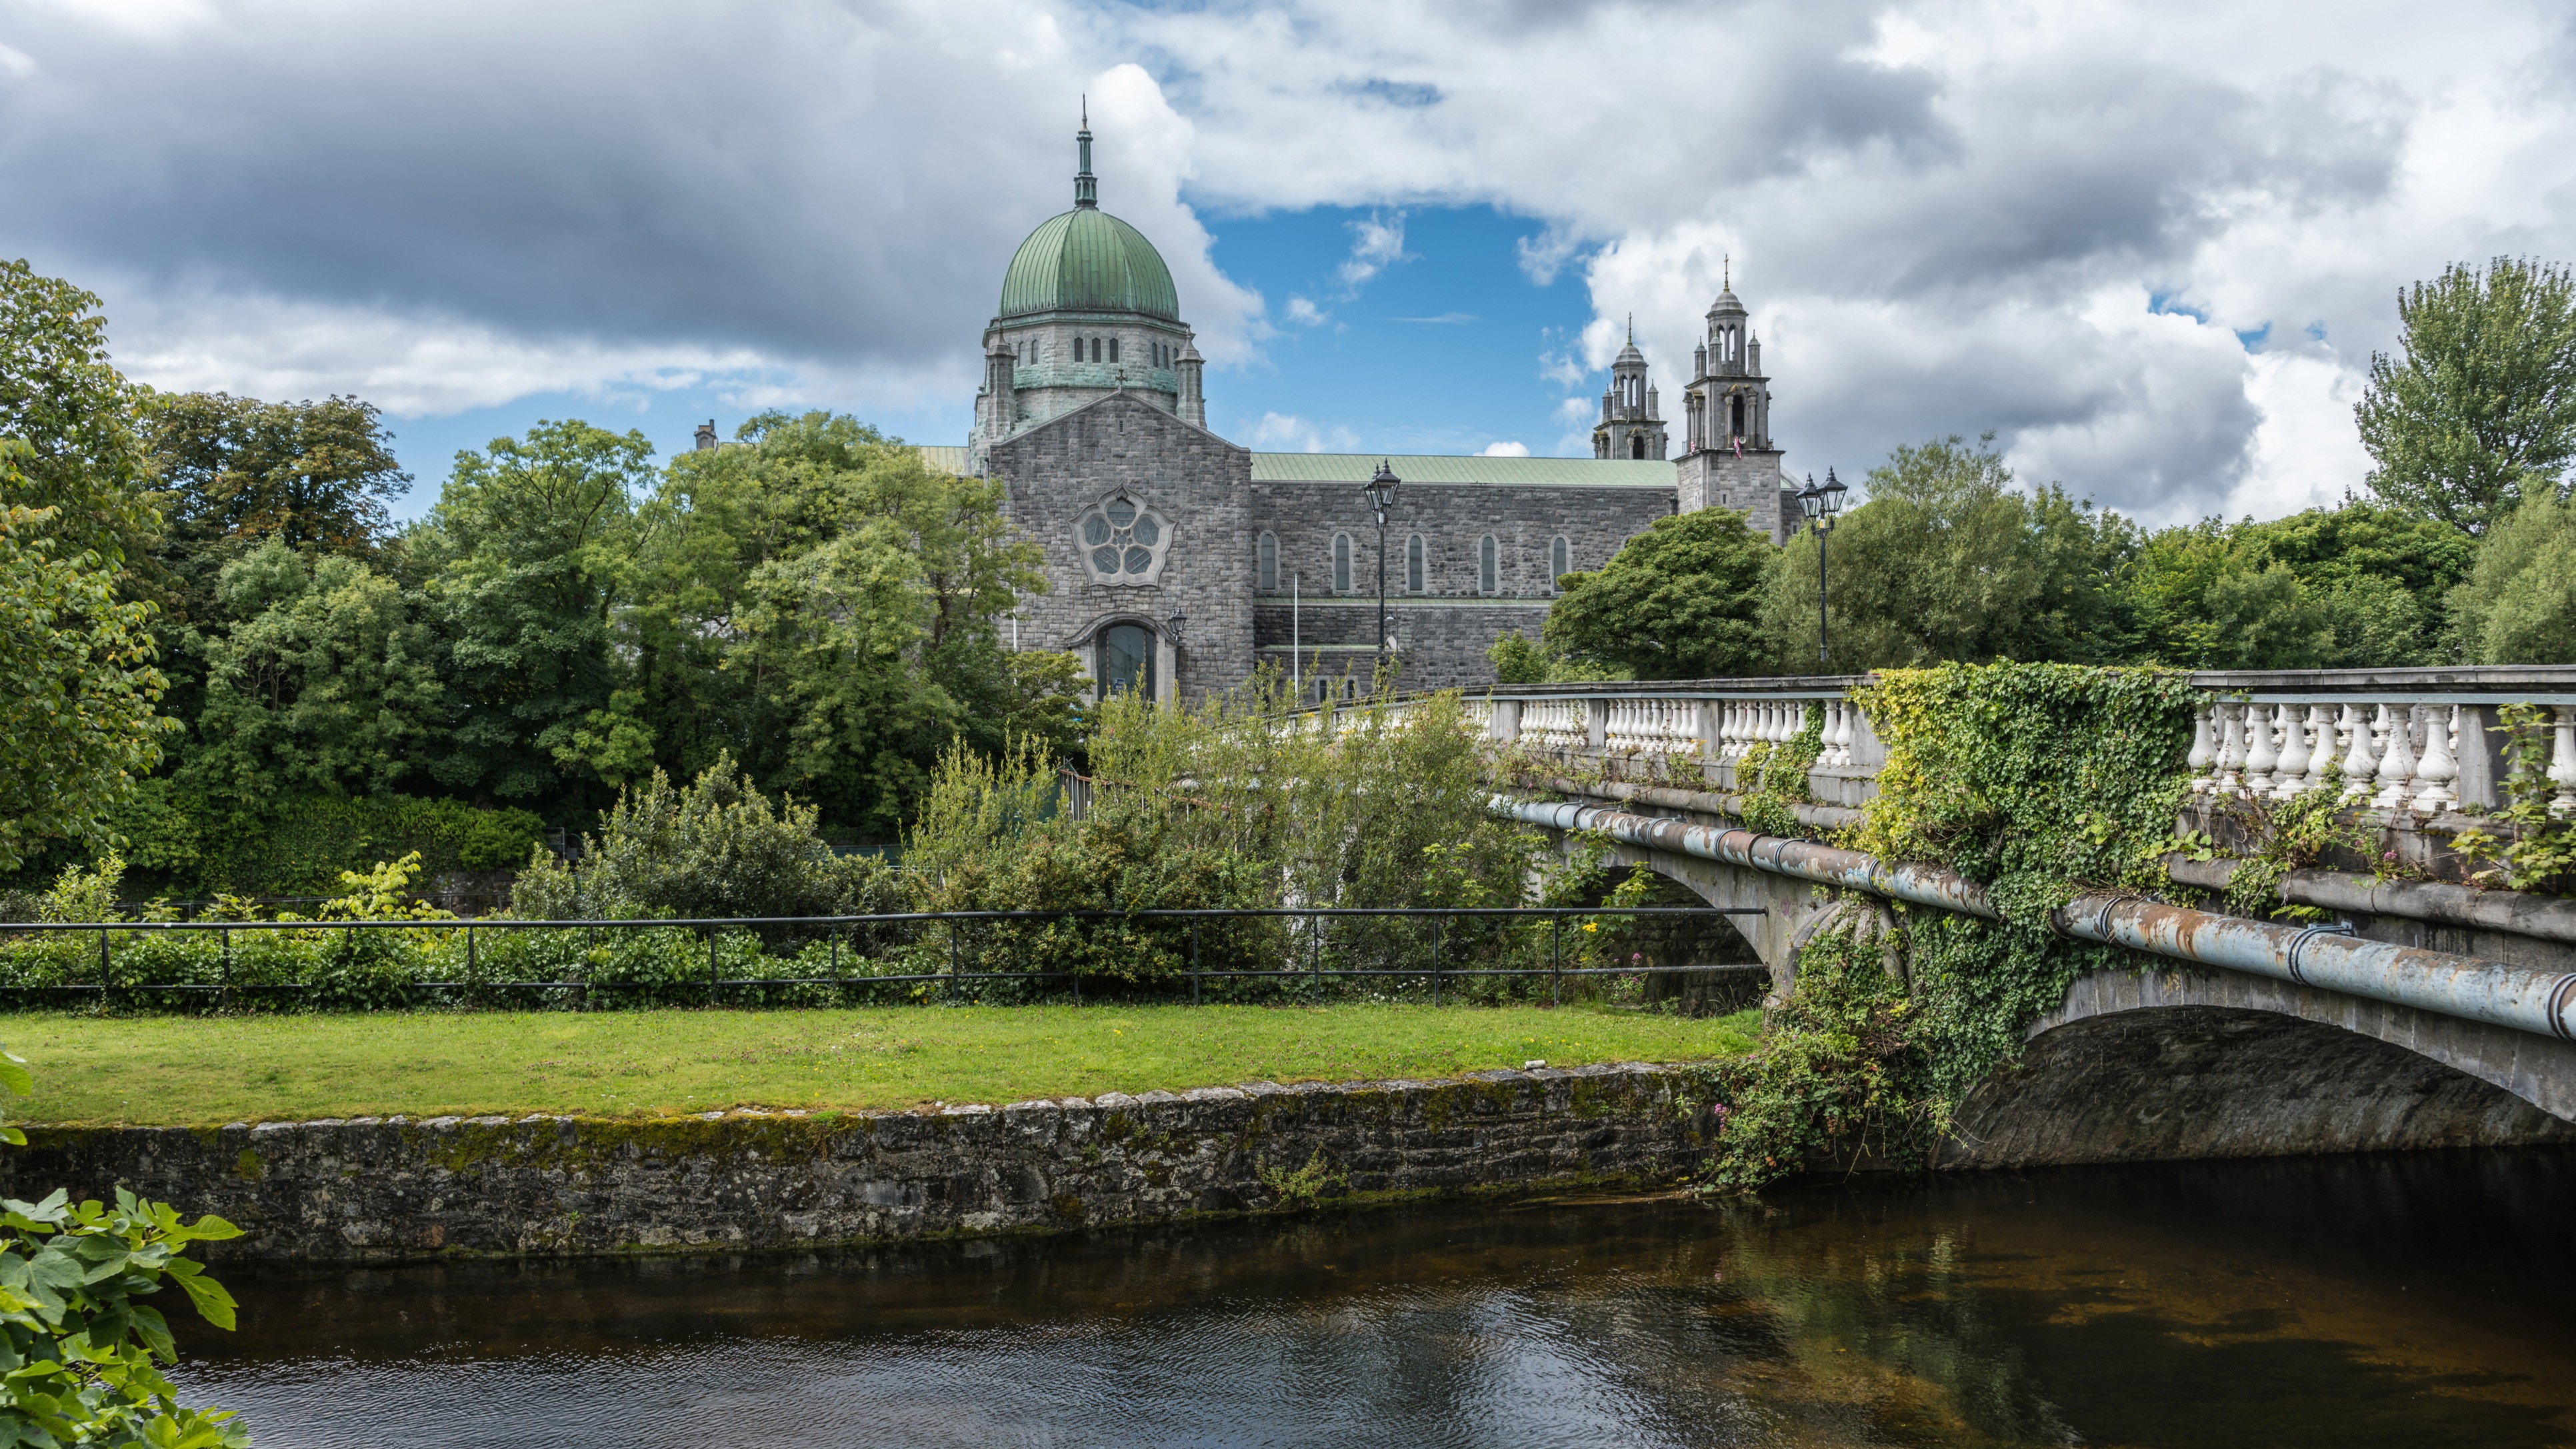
{"left": 925, "top": 119, "right": 1801, "bottom": 703}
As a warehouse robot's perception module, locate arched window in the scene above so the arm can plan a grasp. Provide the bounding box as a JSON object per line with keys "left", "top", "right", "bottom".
{"left": 1257, "top": 531, "right": 1278, "bottom": 591}
{"left": 1332, "top": 533, "right": 1352, "bottom": 593}
{"left": 1405, "top": 534, "right": 1427, "bottom": 593}
{"left": 1731, "top": 393, "right": 1746, "bottom": 437}
{"left": 1109, "top": 337, "right": 1121, "bottom": 363}
{"left": 1550, "top": 536, "right": 1571, "bottom": 586}
{"left": 1478, "top": 535, "right": 1498, "bottom": 595}
{"left": 1630, "top": 435, "right": 1646, "bottom": 459}
{"left": 1096, "top": 623, "right": 1155, "bottom": 701}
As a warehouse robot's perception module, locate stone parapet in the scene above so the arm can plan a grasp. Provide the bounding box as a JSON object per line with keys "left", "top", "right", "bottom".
{"left": 2, "top": 1064, "right": 1706, "bottom": 1264}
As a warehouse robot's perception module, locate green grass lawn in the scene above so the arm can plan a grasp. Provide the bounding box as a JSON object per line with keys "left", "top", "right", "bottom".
{"left": 0, "top": 1005, "right": 1760, "bottom": 1128}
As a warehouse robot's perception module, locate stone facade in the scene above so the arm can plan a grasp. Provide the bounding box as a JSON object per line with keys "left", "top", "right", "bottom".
{"left": 955, "top": 125, "right": 1803, "bottom": 701}
{"left": 1, "top": 1065, "right": 1705, "bottom": 1263}
{"left": 989, "top": 395, "right": 1254, "bottom": 705}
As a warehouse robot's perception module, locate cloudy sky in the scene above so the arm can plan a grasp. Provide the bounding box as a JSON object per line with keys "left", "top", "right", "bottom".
{"left": 5, "top": 0, "right": 2572, "bottom": 525}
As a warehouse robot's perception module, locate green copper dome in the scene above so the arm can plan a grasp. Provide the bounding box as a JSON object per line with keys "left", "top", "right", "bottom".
{"left": 997, "top": 207, "right": 1180, "bottom": 321}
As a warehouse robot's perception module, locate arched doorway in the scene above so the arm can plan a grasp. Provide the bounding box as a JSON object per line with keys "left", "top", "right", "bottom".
{"left": 1096, "top": 623, "right": 1155, "bottom": 699}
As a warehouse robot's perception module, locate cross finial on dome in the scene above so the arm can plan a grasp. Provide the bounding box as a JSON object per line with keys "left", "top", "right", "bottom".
{"left": 1075, "top": 99, "right": 1097, "bottom": 208}
{"left": 1625, "top": 312, "right": 1633, "bottom": 343}
{"left": 1724, "top": 253, "right": 1730, "bottom": 290}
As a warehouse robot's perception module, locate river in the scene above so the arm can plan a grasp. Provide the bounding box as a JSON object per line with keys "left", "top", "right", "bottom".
{"left": 175, "top": 1148, "right": 2576, "bottom": 1446}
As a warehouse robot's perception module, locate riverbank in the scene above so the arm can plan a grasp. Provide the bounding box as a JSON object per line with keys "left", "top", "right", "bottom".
{"left": 0, "top": 1004, "right": 1757, "bottom": 1126}
{"left": 6, "top": 1062, "right": 1710, "bottom": 1261}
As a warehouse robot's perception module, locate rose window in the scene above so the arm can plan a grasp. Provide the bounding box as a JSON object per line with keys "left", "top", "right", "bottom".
{"left": 1075, "top": 492, "right": 1172, "bottom": 585}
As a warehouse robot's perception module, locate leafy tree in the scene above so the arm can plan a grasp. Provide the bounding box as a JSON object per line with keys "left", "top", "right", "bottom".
{"left": 0, "top": 261, "right": 158, "bottom": 575}
{"left": 184, "top": 537, "right": 449, "bottom": 801}
{"left": 2127, "top": 501, "right": 2475, "bottom": 667}
{"left": 1543, "top": 507, "right": 1775, "bottom": 679}
{"left": 1765, "top": 435, "right": 2139, "bottom": 671}
{"left": 2193, "top": 561, "right": 2337, "bottom": 669}
{"left": 411, "top": 419, "right": 653, "bottom": 805}
{"left": 629, "top": 411, "right": 1061, "bottom": 835}
{"left": 2357, "top": 256, "right": 2576, "bottom": 534}
{"left": 2449, "top": 491, "right": 2576, "bottom": 664}
{"left": 144, "top": 390, "right": 410, "bottom": 623}
{"left": 2230, "top": 501, "right": 2473, "bottom": 666}
{"left": 0, "top": 445, "right": 174, "bottom": 874}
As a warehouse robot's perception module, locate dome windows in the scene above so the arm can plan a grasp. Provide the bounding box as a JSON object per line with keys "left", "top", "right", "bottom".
{"left": 1075, "top": 491, "right": 1173, "bottom": 585}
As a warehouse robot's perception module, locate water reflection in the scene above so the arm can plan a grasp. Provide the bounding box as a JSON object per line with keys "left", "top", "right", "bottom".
{"left": 179, "top": 1150, "right": 2576, "bottom": 1447}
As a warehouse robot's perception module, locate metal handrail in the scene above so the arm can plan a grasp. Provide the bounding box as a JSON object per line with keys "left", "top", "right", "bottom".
{"left": 0, "top": 905, "right": 1770, "bottom": 1012}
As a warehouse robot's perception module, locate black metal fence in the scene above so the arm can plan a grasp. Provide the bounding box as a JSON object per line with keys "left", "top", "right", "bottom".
{"left": 0, "top": 906, "right": 1767, "bottom": 1012}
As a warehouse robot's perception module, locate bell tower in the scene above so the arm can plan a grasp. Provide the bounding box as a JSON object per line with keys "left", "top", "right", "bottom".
{"left": 1676, "top": 261, "right": 1792, "bottom": 541}
{"left": 1590, "top": 316, "right": 1668, "bottom": 459}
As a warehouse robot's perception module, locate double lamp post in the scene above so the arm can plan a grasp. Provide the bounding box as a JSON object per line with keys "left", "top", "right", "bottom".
{"left": 1796, "top": 467, "right": 1847, "bottom": 669}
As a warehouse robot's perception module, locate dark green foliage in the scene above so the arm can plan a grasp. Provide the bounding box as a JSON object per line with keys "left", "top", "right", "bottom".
{"left": 1763, "top": 435, "right": 2141, "bottom": 672}
{"left": 411, "top": 417, "right": 654, "bottom": 806}
{"left": 511, "top": 754, "right": 897, "bottom": 922}
{"left": 65, "top": 784, "right": 543, "bottom": 898}
{"left": 2357, "top": 256, "right": 2576, "bottom": 535}
{"left": 143, "top": 391, "right": 409, "bottom": 629}
{"left": 1545, "top": 507, "right": 1774, "bottom": 679}
{"left": 2447, "top": 491, "right": 2576, "bottom": 664}
{"left": 2129, "top": 502, "right": 2474, "bottom": 667}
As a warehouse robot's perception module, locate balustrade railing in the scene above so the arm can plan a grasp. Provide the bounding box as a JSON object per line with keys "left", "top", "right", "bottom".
{"left": 2181, "top": 682, "right": 2576, "bottom": 818}
{"left": 1391, "top": 666, "right": 2576, "bottom": 823}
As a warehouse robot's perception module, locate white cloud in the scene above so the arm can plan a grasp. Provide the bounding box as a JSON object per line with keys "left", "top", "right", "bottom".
{"left": 1479, "top": 439, "right": 1529, "bottom": 457}
{"left": 1243, "top": 411, "right": 1359, "bottom": 452}
{"left": 1336, "top": 210, "right": 1410, "bottom": 293}
{"left": 9, "top": 0, "right": 2575, "bottom": 520}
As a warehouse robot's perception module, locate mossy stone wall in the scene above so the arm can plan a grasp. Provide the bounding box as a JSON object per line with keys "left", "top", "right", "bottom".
{"left": 1, "top": 1064, "right": 1704, "bottom": 1263}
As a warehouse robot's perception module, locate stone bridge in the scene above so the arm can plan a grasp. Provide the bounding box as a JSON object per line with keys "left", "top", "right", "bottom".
{"left": 1375, "top": 667, "right": 2576, "bottom": 1168}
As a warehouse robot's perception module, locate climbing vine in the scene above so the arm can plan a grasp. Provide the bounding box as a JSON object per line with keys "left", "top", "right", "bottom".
{"left": 1731, "top": 704, "right": 1823, "bottom": 840}
{"left": 2451, "top": 703, "right": 2576, "bottom": 896}
{"left": 1695, "top": 663, "right": 2201, "bottom": 1187}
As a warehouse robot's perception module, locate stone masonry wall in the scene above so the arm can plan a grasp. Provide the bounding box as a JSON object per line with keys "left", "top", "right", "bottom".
{"left": 1, "top": 1065, "right": 1704, "bottom": 1264}
{"left": 1249, "top": 480, "right": 1674, "bottom": 693}
{"left": 993, "top": 393, "right": 1254, "bottom": 701}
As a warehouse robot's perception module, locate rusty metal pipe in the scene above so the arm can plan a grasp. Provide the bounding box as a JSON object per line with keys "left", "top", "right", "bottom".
{"left": 1496, "top": 795, "right": 2576, "bottom": 1043}
{"left": 1497, "top": 797, "right": 1999, "bottom": 920}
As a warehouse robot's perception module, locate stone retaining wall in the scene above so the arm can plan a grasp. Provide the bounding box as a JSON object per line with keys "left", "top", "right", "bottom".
{"left": 0, "top": 1064, "right": 1705, "bottom": 1263}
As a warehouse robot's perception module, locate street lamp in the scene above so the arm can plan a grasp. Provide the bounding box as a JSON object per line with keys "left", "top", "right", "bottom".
{"left": 1361, "top": 460, "right": 1402, "bottom": 671}
{"left": 1797, "top": 467, "right": 1848, "bottom": 669}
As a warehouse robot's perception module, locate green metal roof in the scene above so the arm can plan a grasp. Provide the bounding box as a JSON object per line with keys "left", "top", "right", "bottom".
{"left": 1250, "top": 453, "right": 1675, "bottom": 487}
{"left": 998, "top": 208, "right": 1180, "bottom": 321}
{"left": 917, "top": 445, "right": 1679, "bottom": 486}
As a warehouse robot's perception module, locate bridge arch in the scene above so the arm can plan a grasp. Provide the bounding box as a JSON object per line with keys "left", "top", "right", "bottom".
{"left": 1580, "top": 834, "right": 1834, "bottom": 981}
{"left": 1945, "top": 970, "right": 2576, "bottom": 1166}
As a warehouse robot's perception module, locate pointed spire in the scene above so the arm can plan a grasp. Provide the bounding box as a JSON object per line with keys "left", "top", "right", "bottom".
{"left": 1626, "top": 312, "right": 1634, "bottom": 343}
{"left": 1075, "top": 99, "right": 1097, "bottom": 209}
{"left": 1724, "top": 253, "right": 1730, "bottom": 291}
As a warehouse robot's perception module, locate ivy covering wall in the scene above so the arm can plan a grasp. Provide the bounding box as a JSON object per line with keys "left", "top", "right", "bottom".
{"left": 1700, "top": 662, "right": 2201, "bottom": 1186}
